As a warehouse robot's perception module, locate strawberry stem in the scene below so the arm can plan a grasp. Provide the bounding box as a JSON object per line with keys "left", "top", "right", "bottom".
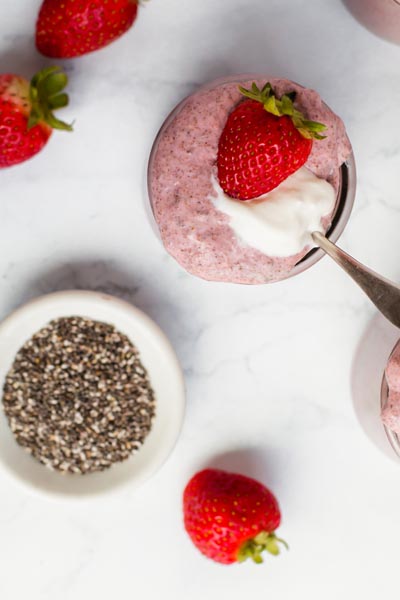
{"left": 28, "top": 66, "right": 73, "bottom": 131}
{"left": 239, "top": 82, "right": 327, "bottom": 140}
{"left": 237, "top": 531, "right": 288, "bottom": 564}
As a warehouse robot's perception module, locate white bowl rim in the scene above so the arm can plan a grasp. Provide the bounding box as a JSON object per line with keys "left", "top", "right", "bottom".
{"left": 0, "top": 290, "right": 186, "bottom": 501}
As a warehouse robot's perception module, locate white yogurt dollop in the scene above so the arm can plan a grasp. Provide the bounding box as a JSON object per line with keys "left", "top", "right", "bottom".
{"left": 210, "top": 167, "right": 336, "bottom": 257}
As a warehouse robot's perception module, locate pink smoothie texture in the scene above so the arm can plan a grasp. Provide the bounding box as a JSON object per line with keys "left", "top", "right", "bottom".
{"left": 149, "top": 78, "right": 352, "bottom": 284}
{"left": 382, "top": 343, "right": 400, "bottom": 435}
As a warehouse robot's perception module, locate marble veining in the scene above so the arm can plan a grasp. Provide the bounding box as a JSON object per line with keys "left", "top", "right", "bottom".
{"left": 1, "top": 0, "right": 400, "bottom": 598}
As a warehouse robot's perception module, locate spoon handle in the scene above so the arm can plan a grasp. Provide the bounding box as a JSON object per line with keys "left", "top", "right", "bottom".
{"left": 312, "top": 231, "right": 400, "bottom": 328}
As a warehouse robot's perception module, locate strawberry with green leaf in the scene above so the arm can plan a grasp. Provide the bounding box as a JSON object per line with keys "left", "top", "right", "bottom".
{"left": 0, "top": 66, "right": 72, "bottom": 169}
{"left": 217, "top": 82, "right": 327, "bottom": 200}
{"left": 183, "top": 468, "right": 287, "bottom": 565}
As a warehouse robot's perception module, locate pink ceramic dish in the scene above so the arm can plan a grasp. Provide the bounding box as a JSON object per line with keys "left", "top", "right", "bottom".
{"left": 148, "top": 74, "right": 355, "bottom": 284}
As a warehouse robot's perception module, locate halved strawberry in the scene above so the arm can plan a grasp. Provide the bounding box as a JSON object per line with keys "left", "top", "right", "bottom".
{"left": 217, "top": 82, "right": 326, "bottom": 201}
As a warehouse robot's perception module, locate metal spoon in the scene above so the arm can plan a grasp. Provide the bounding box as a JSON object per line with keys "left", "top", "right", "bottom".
{"left": 312, "top": 231, "right": 400, "bottom": 328}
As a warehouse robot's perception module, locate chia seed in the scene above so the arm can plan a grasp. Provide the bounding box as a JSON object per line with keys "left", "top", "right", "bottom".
{"left": 2, "top": 316, "right": 156, "bottom": 475}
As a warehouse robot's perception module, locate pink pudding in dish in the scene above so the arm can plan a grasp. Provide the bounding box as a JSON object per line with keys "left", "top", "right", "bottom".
{"left": 344, "top": 0, "right": 400, "bottom": 45}
{"left": 381, "top": 340, "right": 400, "bottom": 453}
{"left": 148, "top": 75, "right": 355, "bottom": 284}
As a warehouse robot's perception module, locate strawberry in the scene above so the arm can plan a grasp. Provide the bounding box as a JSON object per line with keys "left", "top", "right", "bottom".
{"left": 217, "top": 82, "right": 327, "bottom": 200}
{"left": 0, "top": 66, "right": 72, "bottom": 169}
{"left": 183, "top": 468, "right": 287, "bottom": 565}
{"left": 36, "top": 0, "right": 139, "bottom": 58}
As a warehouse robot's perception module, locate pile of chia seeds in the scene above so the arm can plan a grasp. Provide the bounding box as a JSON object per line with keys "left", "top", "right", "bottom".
{"left": 2, "top": 316, "right": 156, "bottom": 474}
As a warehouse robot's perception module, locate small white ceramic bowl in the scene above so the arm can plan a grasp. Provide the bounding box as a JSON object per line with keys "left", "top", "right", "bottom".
{"left": 0, "top": 290, "right": 185, "bottom": 499}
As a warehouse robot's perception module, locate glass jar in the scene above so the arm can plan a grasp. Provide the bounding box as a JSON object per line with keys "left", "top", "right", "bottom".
{"left": 344, "top": 0, "right": 400, "bottom": 45}
{"left": 381, "top": 338, "right": 400, "bottom": 459}
{"left": 147, "top": 74, "right": 356, "bottom": 284}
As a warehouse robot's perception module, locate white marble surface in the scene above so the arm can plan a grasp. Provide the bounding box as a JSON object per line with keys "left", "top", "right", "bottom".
{"left": 1, "top": 0, "right": 400, "bottom": 598}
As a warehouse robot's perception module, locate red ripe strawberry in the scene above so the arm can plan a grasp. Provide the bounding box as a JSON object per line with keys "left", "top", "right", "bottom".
{"left": 183, "top": 468, "right": 287, "bottom": 565}
{"left": 217, "top": 82, "right": 327, "bottom": 201}
{"left": 36, "top": 0, "right": 139, "bottom": 58}
{"left": 0, "top": 66, "right": 72, "bottom": 169}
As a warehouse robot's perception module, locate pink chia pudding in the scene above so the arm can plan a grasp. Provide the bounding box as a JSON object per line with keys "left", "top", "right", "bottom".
{"left": 148, "top": 75, "right": 354, "bottom": 284}
{"left": 382, "top": 340, "right": 400, "bottom": 437}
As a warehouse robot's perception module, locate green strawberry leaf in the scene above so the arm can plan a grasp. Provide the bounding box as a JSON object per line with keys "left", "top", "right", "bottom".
{"left": 237, "top": 531, "right": 288, "bottom": 565}
{"left": 265, "top": 539, "right": 280, "bottom": 555}
{"left": 303, "top": 120, "right": 326, "bottom": 132}
{"left": 41, "top": 72, "right": 68, "bottom": 97}
{"left": 280, "top": 94, "right": 294, "bottom": 116}
{"left": 28, "top": 66, "right": 73, "bottom": 132}
{"left": 239, "top": 81, "right": 327, "bottom": 140}
{"left": 264, "top": 95, "right": 280, "bottom": 116}
{"left": 48, "top": 93, "right": 69, "bottom": 109}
